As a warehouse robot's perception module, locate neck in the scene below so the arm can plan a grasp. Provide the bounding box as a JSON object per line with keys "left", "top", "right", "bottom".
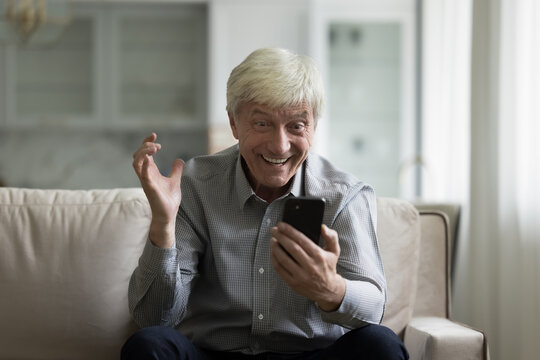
{"left": 252, "top": 183, "right": 290, "bottom": 203}
{"left": 240, "top": 157, "right": 291, "bottom": 203}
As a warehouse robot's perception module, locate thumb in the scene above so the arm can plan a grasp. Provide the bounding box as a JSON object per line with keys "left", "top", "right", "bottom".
{"left": 321, "top": 224, "right": 340, "bottom": 255}
{"left": 170, "top": 158, "right": 185, "bottom": 184}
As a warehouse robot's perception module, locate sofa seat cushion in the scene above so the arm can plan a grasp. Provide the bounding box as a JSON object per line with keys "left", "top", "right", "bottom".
{"left": 0, "top": 188, "right": 150, "bottom": 360}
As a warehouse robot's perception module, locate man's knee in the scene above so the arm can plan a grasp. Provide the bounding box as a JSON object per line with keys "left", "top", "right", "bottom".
{"left": 121, "top": 326, "right": 196, "bottom": 360}
{"left": 334, "top": 324, "right": 409, "bottom": 359}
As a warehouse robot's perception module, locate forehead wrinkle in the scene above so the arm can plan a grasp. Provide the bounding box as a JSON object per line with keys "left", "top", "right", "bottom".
{"left": 277, "top": 107, "right": 311, "bottom": 119}
{"left": 245, "top": 103, "right": 313, "bottom": 122}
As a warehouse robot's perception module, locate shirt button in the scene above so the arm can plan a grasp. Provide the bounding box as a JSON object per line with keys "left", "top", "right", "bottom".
{"left": 258, "top": 314, "right": 264, "bottom": 320}
{"left": 259, "top": 267, "right": 264, "bottom": 274}
{"left": 266, "top": 218, "right": 271, "bottom": 226}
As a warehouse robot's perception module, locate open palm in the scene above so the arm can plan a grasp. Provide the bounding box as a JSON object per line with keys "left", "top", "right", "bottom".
{"left": 132, "top": 133, "right": 184, "bottom": 243}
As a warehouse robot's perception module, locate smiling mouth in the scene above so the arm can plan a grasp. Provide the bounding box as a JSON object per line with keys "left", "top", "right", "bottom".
{"left": 262, "top": 155, "right": 288, "bottom": 165}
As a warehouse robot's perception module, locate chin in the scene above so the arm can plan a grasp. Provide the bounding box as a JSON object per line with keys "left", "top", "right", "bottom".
{"left": 268, "top": 178, "right": 293, "bottom": 190}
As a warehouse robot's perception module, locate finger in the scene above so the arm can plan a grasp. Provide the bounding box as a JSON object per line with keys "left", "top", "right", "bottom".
{"left": 133, "top": 142, "right": 161, "bottom": 160}
{"left": 132, "top": 154, "right": 145, "bottom": 177}
{"left": 141, "top": 132, "right": 157, "bottom": 145}
{"left": 270, "top": 225, "right": 313, "bottom": 267}
{"left": 321, "top": 224, "right": 340, "bottom": 255}
{"left": 169, "top": 158, "right": 185, "bottom": 184}
{"left": 270, "top": 237, "right": 299, "bottom": 277}
{"left": 140, "top": 154, "right": 163, "bottom": 192}
{"left": 141, "top": 154, "right": 153, "bottom": 184}
{"left": 132, "top": 150, "right": 150, "bottom": 176}
{"left": 271, "top": 254, "right": 295, "bottom": 284}
{"left": 134, "top": 133, "right": 159, "bottom": 163}
{"left": 132, "top": 143, "right": 162, "bottom": 178}
{"left": 275, "top": 222, "right": 319, "bottom": 258}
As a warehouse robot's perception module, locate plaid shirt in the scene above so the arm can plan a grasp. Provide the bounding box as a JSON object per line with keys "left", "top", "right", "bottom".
{"left": 128, "top": 145, "right": 386, "bottom": 355}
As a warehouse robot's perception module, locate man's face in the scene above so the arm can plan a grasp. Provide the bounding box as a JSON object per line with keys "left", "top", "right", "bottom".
{"left": 229, "top": 102, "right": 316, "bottom": 201}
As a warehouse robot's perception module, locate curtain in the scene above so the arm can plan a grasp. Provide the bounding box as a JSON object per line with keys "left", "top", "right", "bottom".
{"left": 423, "top": 0, "right": 540, "bottom": 359}
{"left": 421, "top": 0, "right": 475, "bottom": 339}
{"left": 468, "top": 0, "right": 540, "bottom": 358}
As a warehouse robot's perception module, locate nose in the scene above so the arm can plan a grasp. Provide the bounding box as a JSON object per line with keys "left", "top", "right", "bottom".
{"left": 268, "top": 127, "right": 291, "bottom": 155}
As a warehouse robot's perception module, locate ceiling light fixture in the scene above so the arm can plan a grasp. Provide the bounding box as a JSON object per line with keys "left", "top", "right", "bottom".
{"left": 0, "top": 0, "right": 72, "bottom": 46}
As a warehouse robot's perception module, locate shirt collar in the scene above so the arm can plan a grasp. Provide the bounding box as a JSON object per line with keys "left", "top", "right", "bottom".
{"left": 235, "top": 154, "right": 305, "bottom": 208}
{"left": 235, "top": 155, "right": 255, "bottom": 207}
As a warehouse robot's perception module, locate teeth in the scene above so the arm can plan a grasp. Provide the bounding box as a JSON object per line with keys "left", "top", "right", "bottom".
{"left": 263, "top": 156, "right": 287, "bottom": 164}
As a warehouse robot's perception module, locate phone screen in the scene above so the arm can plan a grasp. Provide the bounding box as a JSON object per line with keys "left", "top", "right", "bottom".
{"left": 282, "top": 197, "right": 325, "bottom": 244}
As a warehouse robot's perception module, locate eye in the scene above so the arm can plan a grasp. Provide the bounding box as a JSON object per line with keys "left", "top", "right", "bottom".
{"left": 289, "top": 122, "right": 307, "bottom": 134}
{"left": 254, "top": 120, "right": 269, "bottom": 129}
{"left": 252, "top": 119, "right": 271, "bottom": 132}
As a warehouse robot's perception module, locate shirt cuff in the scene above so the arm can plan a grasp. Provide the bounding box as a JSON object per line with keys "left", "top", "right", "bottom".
{"left": 139, "top": 237, "right": 179, "bottom": 275}
{"left": 319, "top": 278, "right": 385, "bottom": 328}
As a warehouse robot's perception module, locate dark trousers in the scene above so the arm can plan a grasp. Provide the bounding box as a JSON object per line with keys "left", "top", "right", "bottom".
{"left": 121, "top": 324, "right": 409, "bottom": 360}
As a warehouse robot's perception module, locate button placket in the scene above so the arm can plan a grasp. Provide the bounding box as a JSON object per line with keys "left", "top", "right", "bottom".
{"left": 251, "top": 202, "right": 279, "bottom": 335}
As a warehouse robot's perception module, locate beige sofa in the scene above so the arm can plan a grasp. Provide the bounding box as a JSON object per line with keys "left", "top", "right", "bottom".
{"left": 0, "top": 187, "right": 489, "bottom": 359}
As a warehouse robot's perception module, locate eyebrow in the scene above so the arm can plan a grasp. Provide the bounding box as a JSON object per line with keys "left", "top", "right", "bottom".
{"left": 249, "top": 108, "right": 310, "bottom": 120}
{"left": 251, "top": 109, "right": 270, "bottom": 116}
{"left": 291, "top": 111, "right": 309, "bottom": 119}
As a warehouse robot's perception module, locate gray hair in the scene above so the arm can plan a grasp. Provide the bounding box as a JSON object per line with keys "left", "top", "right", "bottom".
{"left": 226, "top": 48, "right": 325, "bottom": 121}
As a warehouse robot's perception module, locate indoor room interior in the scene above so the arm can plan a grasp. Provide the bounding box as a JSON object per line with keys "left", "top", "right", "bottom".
{"left": 0, "top": 0, "right": 538, "bottom": 359}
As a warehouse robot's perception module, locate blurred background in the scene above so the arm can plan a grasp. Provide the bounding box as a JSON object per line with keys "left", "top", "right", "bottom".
{"left": 0, "top": 0, "right": 417, "bottom": 196}
{"left": 1, "top": 1, "right": 539, "bottom": 359}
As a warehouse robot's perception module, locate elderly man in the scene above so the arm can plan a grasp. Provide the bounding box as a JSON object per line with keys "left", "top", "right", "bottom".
{"left": 123, "top": 48, "right": 408, "bottom": 359}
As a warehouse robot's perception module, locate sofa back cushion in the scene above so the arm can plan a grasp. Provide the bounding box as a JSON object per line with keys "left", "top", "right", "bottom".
{"left": 0, "top": 188, "right": 150, "bottom": 360}
{"left": 377, "top": 197, "right": 421, "bottom": 336}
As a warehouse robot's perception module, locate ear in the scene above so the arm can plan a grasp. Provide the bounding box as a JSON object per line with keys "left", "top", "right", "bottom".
{"left": 228, "top": 112, "right": 239, "bottom": 140}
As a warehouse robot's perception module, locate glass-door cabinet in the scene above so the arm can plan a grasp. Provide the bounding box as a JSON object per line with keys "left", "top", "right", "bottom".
{"left": 0, "top": 1, "right": 208, "bottom": 190}
{"left": 310, "top": 0, "right": 418, "bottom": 198}
{"left": 0, "top": 1, "right": 207, "bottom": 130}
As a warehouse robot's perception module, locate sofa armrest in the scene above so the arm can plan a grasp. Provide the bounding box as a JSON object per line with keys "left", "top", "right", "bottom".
{"left": 404, "top": 317, "right": 489, "bottom": 360}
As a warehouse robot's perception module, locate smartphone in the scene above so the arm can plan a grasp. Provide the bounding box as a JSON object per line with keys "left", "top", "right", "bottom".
{"left": 282, "top": 197, "right": 326, "bottom": 244}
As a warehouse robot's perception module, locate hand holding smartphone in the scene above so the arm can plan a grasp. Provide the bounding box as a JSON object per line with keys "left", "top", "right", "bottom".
{"left": 282, "top": 197, "right": 325, "bottom": 245}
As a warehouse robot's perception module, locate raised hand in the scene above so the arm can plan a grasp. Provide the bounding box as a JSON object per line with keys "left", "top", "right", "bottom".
{"left": 132, "top": 133, "right": 184, "bottom": 248}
